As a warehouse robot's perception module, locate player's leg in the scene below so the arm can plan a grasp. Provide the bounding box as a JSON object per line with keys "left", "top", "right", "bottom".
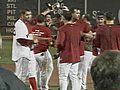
{"left": 81, "top": 51, "right": 92, "bottom": 90}
{"left": 69, "top": 62, "right": 79, "bottom": 90}
{"left": 45, "top": 50, "right": 54, "bottom": 90}
{"left": 78, "top": 56, "right": 84, "bottom": 90}
{"left": 28, "top": 52, "right": 37, "bottom": 90}
{"left": 34, "top": 53, "right": 42, "bottom": 89}
{"left": 59, "top": 63, "right": 71, "bottom": 90}
{"left": 39, "top": 50, "right": 53, "bottom": 90}
{"left": 14, "top": 57, "right": 29, "bottom": 82}
{"left": 34, "top": 52, "right": 47, "bottom": 90}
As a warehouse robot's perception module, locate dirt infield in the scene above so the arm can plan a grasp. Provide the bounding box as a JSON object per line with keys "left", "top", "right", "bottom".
{"left": 0, "top": 63, "right": 94, "bottom": 89}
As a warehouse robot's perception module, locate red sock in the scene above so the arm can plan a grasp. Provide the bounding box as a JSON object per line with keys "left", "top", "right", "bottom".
{"left": 29, "top": 77, "right": 37, "bottom": 90}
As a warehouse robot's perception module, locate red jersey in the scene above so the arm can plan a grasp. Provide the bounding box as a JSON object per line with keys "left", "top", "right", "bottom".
{"left": 75, "top": 19, "right": 90, "bottom": 33}
{"left": 75, "top": 19, "right": 90, "bottom": 55}
{"left": 56, "top": 23, "right": 81, "bottom": 63}
{"left": 93, "top": 24, "right": 120, "bottom": 55}
{"left": 26, "top": 21, "right": 36, "bottom": 34}
{"left": 91, "top": 24, "right": 105, "bottom": 33}
{"left": 32, "top": 25, "right": 51, "bottom": 54}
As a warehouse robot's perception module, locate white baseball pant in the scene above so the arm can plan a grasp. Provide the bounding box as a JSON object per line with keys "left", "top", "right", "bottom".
{"left": 34, "top": 50, "right": 53, "bottom": 90}
{"left": 59, "top": 61, "right": 79, "bottom": 90}
{"left": 15, "top": 57, "right": 37, "bottom": 82}
{"left": 78, "top": 51, "right": 93, "bottom": 90}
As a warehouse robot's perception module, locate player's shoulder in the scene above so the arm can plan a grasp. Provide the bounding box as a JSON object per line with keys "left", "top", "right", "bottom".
{"left": 43, "top": 25, "right": 51, "bottom": 30}
{"left": 15, "top": 19, "right": 25, "bottom": 27}
{"left": 58, "top": 24, "right": 69, "bottom": 32}
{"left": 34, "top": 25, "right": 50, "bottom": 31}
{"left": 104, "top": 24, "right": 120, "bottom": 29}
{"left": 15, "top": 19, "right": 23, "bottom": 24}
{"left": 77, "top": 19, "right": 87, "bottom": 25}
{"left": 111, "top": 24, "right": 120, "bottom": 31}
{"left": 112, "top": 24, "right": 120, "bottom": 28}
{"left": 31, "top": 25, "right": 38, "bottom": 29}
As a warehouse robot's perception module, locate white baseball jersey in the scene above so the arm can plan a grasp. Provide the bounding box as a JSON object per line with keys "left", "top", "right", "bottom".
{"left": 12, "top": 19, "right": 34, "bottom": 61}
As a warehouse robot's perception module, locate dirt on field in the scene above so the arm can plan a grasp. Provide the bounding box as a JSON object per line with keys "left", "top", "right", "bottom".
{"left": 0, "top": 63, "right": 59, "bottom": 86}
{"left": 0, "top": 63, "right": 94, "bottom": 89}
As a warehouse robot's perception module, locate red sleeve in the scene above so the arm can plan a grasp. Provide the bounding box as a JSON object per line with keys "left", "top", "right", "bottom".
{"left": 83, "top": 22, "right": 90, "bottom": 33}
{"left": 17, "top": 38, "right": 34, "bottom": 47}
{"left": 92, "top": 30, "right": 101, "bottom": 56}
{"left": 56, "top": 28, "right": 65, "bottom": 51}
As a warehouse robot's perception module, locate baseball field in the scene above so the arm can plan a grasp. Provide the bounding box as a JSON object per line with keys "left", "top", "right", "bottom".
{"left": 0, "top": 37, "right": 94, "bottom": 90}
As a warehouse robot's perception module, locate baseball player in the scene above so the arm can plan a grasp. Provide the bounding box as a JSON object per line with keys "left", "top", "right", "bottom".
{"left": 12, "top": 9, "right": 37, "bottom": 90}
{"left": 56, "top": 11, "right": 81, "bottom": 90}
{"left": 31, "top": 14, "right": 53, "bottom": 90}
{"left": 69, "top": 8, "right": 92, "bottom": 90}
{"left": 93, "top": 11, "right": 120, "bottom": 55}
{"left": 78, "top": 14, "right": 94, "bottom": 90}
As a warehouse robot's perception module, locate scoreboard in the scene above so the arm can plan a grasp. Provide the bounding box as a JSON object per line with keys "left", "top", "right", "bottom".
{"left": 87, "top": 0, "right": 120, "bottom": 24}
{"left": 1, "top": 0, "right": 120, "bottom": 35}
{"left": 0, "top": 0, "right": 84, "bottom": 35}
{"left": 0, "top": 0, "right": 38, "bottom": 35}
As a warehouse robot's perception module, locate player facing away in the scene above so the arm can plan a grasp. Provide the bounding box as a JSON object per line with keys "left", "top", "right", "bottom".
{"left": 12, "top": 9, "right": 37, "bottom": 90}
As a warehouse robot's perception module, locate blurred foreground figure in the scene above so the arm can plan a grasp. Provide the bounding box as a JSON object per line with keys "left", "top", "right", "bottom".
{"left": 91, "top": 50, "right": 120, "bottom": 90}
{"left": 0, "top": 67, "right": 28, "bottom": 90}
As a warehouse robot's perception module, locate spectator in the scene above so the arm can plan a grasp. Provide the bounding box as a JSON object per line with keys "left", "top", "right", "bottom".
{"left": 91, "top": 50, "right": 120, "bottom": 90}
{"left": 0, "top": 67, "right": 28, "bottom": 90}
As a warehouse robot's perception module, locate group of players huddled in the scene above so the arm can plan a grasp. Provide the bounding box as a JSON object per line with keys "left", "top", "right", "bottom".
{"left": 12, "top": 4, "right": 120, "bottom": 90}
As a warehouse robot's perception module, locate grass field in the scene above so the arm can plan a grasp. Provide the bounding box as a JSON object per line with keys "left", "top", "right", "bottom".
{"left": 0, "top": 38, "right": 13, "bottom": 64}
